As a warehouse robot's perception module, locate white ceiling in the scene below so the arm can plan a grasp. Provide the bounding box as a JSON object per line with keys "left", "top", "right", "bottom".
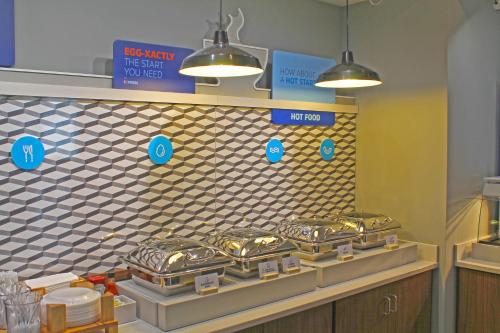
{"left": 318, "top": 0, "right": 367, "bottom": 6}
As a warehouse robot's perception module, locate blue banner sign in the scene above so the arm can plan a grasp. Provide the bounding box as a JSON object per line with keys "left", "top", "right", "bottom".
{"left": 272, "top": 109, "right": 335, "bottom": 126}
{"left": 272, "top": 50, "right": 336, "bottom": 103}
{"left": 113, "top": 40, "right": 195, "bottom": 93}
{"left": 0, "top": 0, "right": 15, "bottom": 67}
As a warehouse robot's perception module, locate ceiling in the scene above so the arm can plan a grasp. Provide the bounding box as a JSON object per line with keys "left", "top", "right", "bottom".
{"left": 318, "top": 0, "right": 367, "bottom": 6}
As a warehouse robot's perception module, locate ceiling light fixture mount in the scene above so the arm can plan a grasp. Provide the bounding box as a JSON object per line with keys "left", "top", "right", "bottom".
{"left": 179, "top": 0, "right": 264, "bottom": 78}
{"left": 316, "top": 0, "right": 382, "bottom": 88}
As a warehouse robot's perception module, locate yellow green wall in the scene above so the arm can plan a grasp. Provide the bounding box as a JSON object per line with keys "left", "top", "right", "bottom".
{"left": 347, "top": 0, "right": 462, "bottom": 332}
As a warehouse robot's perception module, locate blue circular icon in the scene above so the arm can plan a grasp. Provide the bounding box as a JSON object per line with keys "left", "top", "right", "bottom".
{"left": 320, "top": 139, "right": 335, "bottom": 161}
{"left": 266, "top": 138, "right": 284, "bottom": 163}
{"left": 11, "top": 136, "right": 45, "bottom": 170}
{"left": 148, "top": 135, "right": 173, "bottom": 165}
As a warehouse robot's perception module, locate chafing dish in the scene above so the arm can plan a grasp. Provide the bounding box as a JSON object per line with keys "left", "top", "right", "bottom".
{"left": 206, "top": 227, "right": 297, "bottom": 278}
{"left": 338, "top": 212, "right": 401, "bottom": 250}
{"left": 276, "top": 218, "right": 358, "bottom": 261}
{"left": 120, "top": 237, "right": 234, "bottom": 296}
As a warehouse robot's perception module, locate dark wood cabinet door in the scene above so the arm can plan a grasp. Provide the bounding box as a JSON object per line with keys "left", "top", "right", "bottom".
{"left": 334, "top": 284, "right": 391, "bottom": 333}
{"left": 237, "top": 303, "right": 333, "bottom": 333}
{"left": 457, "top": 268, "right": 500, "bottom": 333}
{"left": 389, "top": 271, "right": 432, "bottom": 333}
{"left": 240, "top": 272, "right": 433, "bottom": 333}
{"left": 335, "top": 271, "right": 432, "bottom": 333}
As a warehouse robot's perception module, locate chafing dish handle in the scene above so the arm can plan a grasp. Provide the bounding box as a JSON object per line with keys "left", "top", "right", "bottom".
{"left": 184, "top": 248, "right": 217, "bottom": 263}
{"left": 256, "top": 238, "right": 283, "bottom": 252}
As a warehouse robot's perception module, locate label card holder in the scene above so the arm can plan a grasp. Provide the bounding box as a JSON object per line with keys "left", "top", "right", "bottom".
{"left": 282, "top": 256, "right": 301, "bottom": 274}
{"left": 258, "top": 261, "right": 279, "bottom": 280}
{"left": 337, "top": 243, "right": 354, "bottom": 262}
{"left": 194, "top": 273, "right": 219, "bottom": 296}
{"left": 384, "top": 234, "right": 399, "bottom": 250}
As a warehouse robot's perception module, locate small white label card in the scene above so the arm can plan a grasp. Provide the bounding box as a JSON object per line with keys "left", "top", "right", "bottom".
{"left": 258, "top": 260, "right": 279, "bottom": 280}
{"left": 384, "top": 234, "right": 399, "bottom": 250}
{"left": 337, "top": 243, "right": 354, "bottom": 261}
{"left": 195, "top": 273, "right": 219, "bottom": 295}
{"left": 282, "top": 256, "right": 301, "bottom": 274}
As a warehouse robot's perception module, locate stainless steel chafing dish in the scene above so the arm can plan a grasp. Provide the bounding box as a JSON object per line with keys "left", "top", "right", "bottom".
{"left": 120, "top": 237, "right": 234, "bottom": 296}
{"left": 338, "top": 212, "right": 401, "bottom": 250}
{"left": 206, "top": 227, "right": 297, "bottom": 278}
{"left": 276, "top": 217, "right": 358, "bottom": 261}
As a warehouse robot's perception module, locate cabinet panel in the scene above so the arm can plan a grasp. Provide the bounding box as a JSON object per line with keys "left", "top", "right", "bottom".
{"left": 390, "top": 271, "right": 432, "bottom": 333}
{"left": 237, "top": 303, "right": 333, "bottom": 333}
{"left": 335, "top": 284, "right": 391, "bottom": 333}
{"left": 239, "top": 272, "right": 433, "bottom": 333}
{"left": 335, "top": 271, "right": 432, "bottom": 333}
{"left": 457, "top": 268, "right": 500, "bottom": 333}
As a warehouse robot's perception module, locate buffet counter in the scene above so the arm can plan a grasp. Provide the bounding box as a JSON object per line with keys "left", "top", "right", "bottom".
{"left": 119, "top": 241, "right": 437, "bottom": 333}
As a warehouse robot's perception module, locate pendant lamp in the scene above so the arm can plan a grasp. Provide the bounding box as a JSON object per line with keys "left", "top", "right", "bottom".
{"left": 179, "top": 0, "right": 263, "bottom": 78}
{"left": 316, "top": 0, "right": 382, "bottom": 88}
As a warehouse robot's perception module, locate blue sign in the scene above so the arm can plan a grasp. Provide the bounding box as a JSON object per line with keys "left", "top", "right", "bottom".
{"left": 11, "top": 136, "right": 45, "bottom": 170}
{"left": 320, "top": 139, "right": 335, "bottom": 161}
{"left": 272, "top": 109, "right": 335, "bottom": 126}
{"left": 113, "top": 40, "right": 195, "bottom": 93}
{"left": 266, "top": 139, "right": 284, "bottom": 163}
{"left": 148, "top": 136, "right": 173, "bottom": 165}
{"left": 0, "top": 0, "right": 15, "bottom": 67}
{"left": 272, "top": 50, "right": 336, "bottom": 103}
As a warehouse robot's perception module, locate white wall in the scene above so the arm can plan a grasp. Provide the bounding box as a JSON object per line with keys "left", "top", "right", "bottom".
{"left": 448, "top": 1, "right": 500, "bottom": 219}
{"left": 348, "top": 0, "right": 462, "bottom": 332}
{"left": 447, "top": 1, "right": 500, "bottom": 332}
{"left": 350, "top": 0, "right": 500, "bottom": 332}
{"left": 10, "top": 0, "right": 343, "bottom": 75}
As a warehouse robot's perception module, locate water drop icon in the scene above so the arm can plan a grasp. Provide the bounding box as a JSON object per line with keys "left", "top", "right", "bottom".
{"left": 156, "top": 144, "right": 166, "bottom": 158}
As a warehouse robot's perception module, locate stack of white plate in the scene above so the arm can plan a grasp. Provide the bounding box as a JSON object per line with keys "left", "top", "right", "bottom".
{"left": 41, "top": 288, "right": 101, "bottom": 328}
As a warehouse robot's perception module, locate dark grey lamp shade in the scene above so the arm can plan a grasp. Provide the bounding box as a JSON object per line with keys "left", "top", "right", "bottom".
{"left": 179, "top": 31, "right": 263, "bottom": 78}
{"left": 315, "top": 51, "right": 382, "bottom": 88}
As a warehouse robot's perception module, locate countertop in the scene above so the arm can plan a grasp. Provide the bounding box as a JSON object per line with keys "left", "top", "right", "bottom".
{"left": 455, "top": 241, "right": 500, "bottom": 275}
{"left": 119, "top": 242, "right": 437, "bottom": 333}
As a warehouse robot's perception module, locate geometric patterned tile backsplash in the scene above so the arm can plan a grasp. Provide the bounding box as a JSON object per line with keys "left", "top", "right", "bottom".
{"left": 0, "top": 95, "right": 356, "bottom": 278}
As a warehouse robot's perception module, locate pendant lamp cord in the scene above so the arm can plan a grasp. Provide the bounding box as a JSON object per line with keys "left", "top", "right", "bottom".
{"left": 219, "top": 0, "right": 223, "bottom": 30}
{"left": 346, "top": 0, "right": 350, "bottom": 51}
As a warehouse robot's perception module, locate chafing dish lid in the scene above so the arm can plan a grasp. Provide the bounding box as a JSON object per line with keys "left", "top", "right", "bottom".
{"left": 277, "top": 218, "right": 358, "bottom": 243}
{"left": 206, "top": 227, "right": 297, "bottom": 259}
{"left": 121, "top": 237, "right": 234, "bottom": 276}
{"left": 338, "top": 212, "right": 401, "bottom": 234}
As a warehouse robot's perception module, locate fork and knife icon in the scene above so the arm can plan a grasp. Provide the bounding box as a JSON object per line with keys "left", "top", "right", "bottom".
{"left": 22, "top": 145, "right": 34, "bottom": 163}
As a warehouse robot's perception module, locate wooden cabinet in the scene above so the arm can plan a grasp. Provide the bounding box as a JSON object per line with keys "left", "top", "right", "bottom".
{"left": 237, "top": 303, "right": 333, "bottom": 333}
{"left": 390, "top": 271, "right": 432, "bottom": 332}
{"left": 334, "top": 272, "right": 432, "bottom": 333}
{"left": 238, "top": 272, "right": 432, "bottom": 333}
{"left": 457, "top": 268, "right": 500, "bottom": 333}
{"left": 334, "top": 282, "right": 390, "bottom": 332}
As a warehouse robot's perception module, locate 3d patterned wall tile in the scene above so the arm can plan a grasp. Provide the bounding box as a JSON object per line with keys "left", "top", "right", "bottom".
{"left": 0, "top": 95, "right": 356, "bottom": 278}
